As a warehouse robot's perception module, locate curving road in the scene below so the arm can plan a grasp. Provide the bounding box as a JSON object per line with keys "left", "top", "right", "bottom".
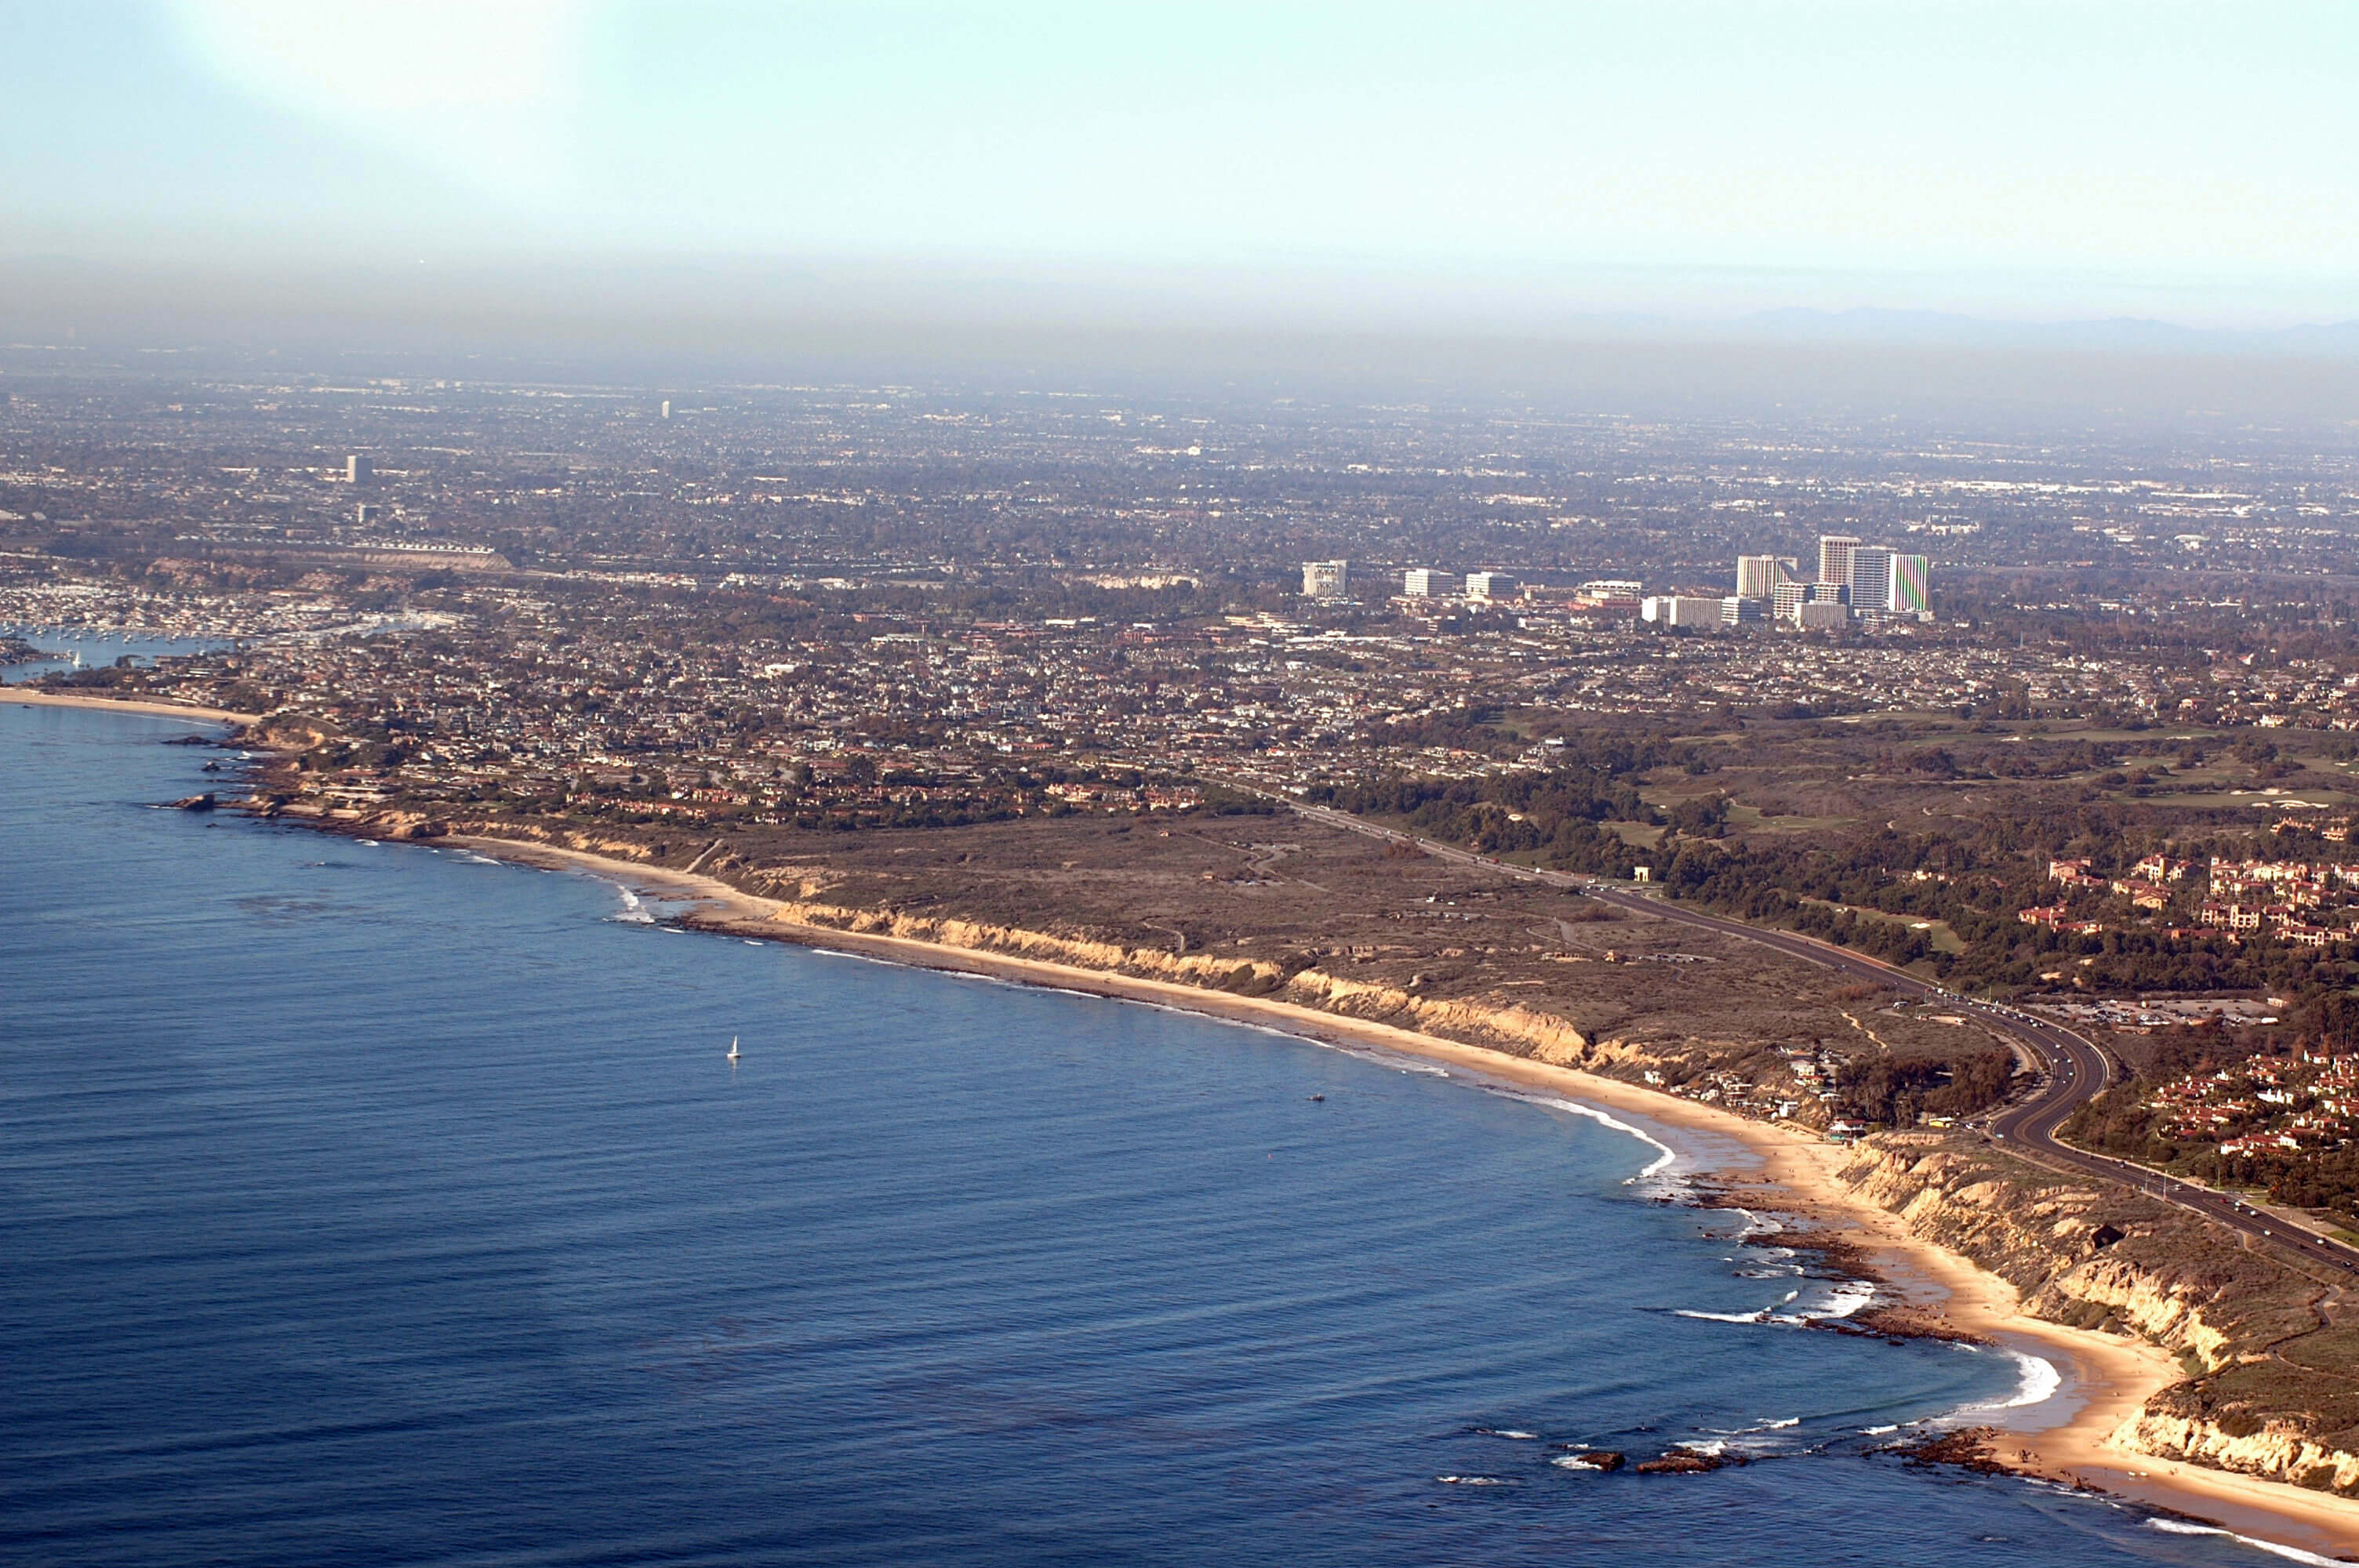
{"left": 1278, "top": 797, "right": 2359, "bottom": 1279}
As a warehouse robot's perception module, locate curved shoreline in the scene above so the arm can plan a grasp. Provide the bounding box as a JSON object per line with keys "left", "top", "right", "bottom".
{"left": 433, "top": 829, "right": 2359, "bottom": 1557}
{"left": 13, "top": 675, "right": 2337, "bottom": 1560}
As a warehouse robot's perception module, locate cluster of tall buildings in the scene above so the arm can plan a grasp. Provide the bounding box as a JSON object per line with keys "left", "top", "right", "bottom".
{"left": 1301, "top": 561, "right": 1524, "bottom": 603}
{"left": 1299, "top": 537, "right": 1929, "bottom": 630}
{"left": 1736, "top": 535, "right": 1932, "bottom": 627}
{"left": 1400, "top": 568, "right": 1518, "bottom": 601}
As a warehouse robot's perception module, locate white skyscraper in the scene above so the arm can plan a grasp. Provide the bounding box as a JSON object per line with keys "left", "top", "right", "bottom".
{"left": 1889, "top": 554, "right": 1932, "bottom": 616}
{"left": 1302, "top": 560, "right": 1350, "bottom": 598}
{"left": 1736, "top": 554, "right": 1794, "bottom": 600}
{"left": 1848, "top": 546, "right": 1895, "bottom": 615}
{"left": 1818, "top": 534, "right": 1859, "bottom": 586}
{"left": 1402, "top": 568, "right": 1448, "bottom": 597}
{"left": 1464, "top": 571, "right": 1518, "bottom": 601}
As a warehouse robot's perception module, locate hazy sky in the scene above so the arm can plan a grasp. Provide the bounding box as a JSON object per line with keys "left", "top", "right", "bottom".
{"left": 7, "top": 2, "right": 2359, "bottom": 328}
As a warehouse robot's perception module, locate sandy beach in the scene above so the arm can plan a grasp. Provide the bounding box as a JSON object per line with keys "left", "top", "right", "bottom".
{"left": 407, "top": 831, "right": 2359, "bottom": 1555}
{"left": 0, "top": 687, "right": 259, "bottom": 724}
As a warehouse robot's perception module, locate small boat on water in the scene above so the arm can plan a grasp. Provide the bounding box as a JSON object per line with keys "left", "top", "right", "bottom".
{"left": 726, "top": 1035, "right": 741, "bottom": 1065}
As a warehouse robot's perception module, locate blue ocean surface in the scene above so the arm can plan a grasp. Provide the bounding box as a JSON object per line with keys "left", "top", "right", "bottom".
{"left": 0, "top": 703, "right": 2310, "bottom": 1566}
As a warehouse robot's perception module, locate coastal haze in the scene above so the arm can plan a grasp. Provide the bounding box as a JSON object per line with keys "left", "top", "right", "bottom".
{"left": 13, "top": 2, "right": 2359, "bottom": 1564}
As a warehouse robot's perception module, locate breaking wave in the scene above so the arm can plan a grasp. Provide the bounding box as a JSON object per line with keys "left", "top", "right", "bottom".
{"left": 1519, "top": 1094, "right": 1677, "bottom": 1179}
{"left": 2146, "top": 1519, "right": 2343, "bottom": 1565}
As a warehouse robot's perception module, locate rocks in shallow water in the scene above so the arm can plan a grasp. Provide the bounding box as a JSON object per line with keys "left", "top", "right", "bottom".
{"left": 163, "top": 793, "right": 216, "bottom": 811}
{"left": 1554, "top": 1450, "right": 1625, "bottom": 1472}
{"left": 1635, "top": 1447, "right": 1729, "bottom": 1474}
{"left": 1895, "top": 1426, "right": 2014, "bottom": 1475}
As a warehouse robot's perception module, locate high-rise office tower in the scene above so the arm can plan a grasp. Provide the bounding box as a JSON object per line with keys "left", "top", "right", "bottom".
{"left": 1464, "top": 571, "right": 1518, "bottom": 601}
{"left": 1818, "top": 534, "right": 1859, "bottom": 586}
{"left": 1401, "top": 568, "right": 1446, "bottom": 597}
{"left": 1736, "top": 554, "right": 1794, "bottom": 600}
{"left": 1889, "top": 554, "right": 1932, "bottom": 615}
{"left": 346, "top": 455, "right": 373, "bottom": 485}
{"left": 1848, "top": 545, "right": 1895, "bottom": 614}
{"left": 1302, "top": 560, "right": 1350, "bottom": 598}
{"left": 660, "top": 401, "right": 672, "bottom": 419}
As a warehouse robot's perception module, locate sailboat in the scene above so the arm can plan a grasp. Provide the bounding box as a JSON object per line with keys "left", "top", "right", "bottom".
{"left": 726, "top": 1035, "right": 741, "bottom": 1065}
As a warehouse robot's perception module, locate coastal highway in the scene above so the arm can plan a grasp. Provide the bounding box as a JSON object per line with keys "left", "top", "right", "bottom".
{"left": 1276, "top": 797, "right": 2359, "bottom": 1279}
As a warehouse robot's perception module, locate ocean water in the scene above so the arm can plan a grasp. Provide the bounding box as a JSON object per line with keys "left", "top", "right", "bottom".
{"left": 0, "top": 703, "right": 2313, "bottom": 1566}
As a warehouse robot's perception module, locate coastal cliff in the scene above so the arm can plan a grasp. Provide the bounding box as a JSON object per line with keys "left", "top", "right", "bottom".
{"left": 1838, "top": 1138, "right": 2359, "bottom": 1493}
{"left": 737, "top": 887, "right": 1605, "bottom": 1063}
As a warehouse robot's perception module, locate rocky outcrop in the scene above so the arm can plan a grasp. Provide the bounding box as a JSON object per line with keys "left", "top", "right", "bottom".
{"left": 1558, "top": 1450, "right": 1623, "bottom": 1472}
{"left": 1635, "top": 1448, "right": 1729, "bottom": 1474}
{"left": 373, "top": 811, "right": 446, "bottom": 841}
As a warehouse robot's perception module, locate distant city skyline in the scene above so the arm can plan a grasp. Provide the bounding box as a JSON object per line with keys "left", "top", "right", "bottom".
{"left": 5, "top": 2, "right": 2359, "bottom": 332}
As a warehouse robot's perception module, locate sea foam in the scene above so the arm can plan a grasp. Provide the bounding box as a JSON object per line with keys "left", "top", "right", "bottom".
{"left": 2146, "top": 1518, "right": 2343, "bottom": 1565}
{"left": 1941, "top": 1345, "right": 2063, "bottom": 1419}
{"left": 1519, "top": 1094, "right": 1677, "bottom": 1179}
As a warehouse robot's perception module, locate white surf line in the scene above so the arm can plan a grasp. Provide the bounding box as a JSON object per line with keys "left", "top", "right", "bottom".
{"left": 2144, "top": 1519, "right": 2346, "bottom": 1565}
{"left": 1516, "top": 1094, "right": 1680, "bottom": 1179}
{"left": 1937, "top": 1344, "right": 2064, "bottom": 1424}
{"left": 1991, "top": 1348, "right": 2064, "bottom": 1410}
